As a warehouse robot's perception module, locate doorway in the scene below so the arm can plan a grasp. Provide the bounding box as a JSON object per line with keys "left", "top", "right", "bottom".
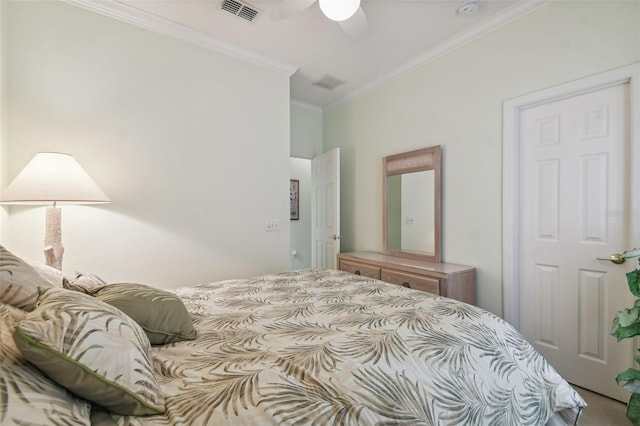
{"left": 290, "top": 148, "right": 341, "bottom": 270}
{"left": 290, "top": 157, "right": 312, "bottom": 270}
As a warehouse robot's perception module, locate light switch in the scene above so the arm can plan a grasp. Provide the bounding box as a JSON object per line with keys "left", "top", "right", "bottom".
{"left": 265, "top": 219, "right": 280, "bottom": 231}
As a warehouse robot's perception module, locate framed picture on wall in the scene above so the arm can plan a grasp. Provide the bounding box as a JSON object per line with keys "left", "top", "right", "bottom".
{"left": 290, "top": 179, "right": 299, "bottom": 220}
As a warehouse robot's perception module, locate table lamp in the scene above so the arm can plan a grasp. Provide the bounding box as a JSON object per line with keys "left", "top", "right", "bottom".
{"left": 0, "top": 152, "right": 110, "bottom": 270}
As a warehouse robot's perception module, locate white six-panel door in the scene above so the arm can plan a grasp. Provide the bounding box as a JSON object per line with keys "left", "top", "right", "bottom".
{"left": 517, "top": 81, "right": 635, "bottom": 401}
{"left": 311, "top": 148, "right": 340, "bottom": 269}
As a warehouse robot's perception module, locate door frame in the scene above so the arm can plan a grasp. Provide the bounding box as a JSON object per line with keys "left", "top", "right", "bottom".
{"left": 502, "top": 64, "right": 640, "bottom": 328}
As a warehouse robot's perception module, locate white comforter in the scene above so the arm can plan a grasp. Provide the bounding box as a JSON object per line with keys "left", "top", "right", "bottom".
{"left": 94, "top": 269, "right": 585, "bottom": 425}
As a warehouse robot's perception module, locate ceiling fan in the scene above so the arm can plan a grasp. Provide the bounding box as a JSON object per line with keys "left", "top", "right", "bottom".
{"left": 270, "top": 0, "right": 367, "bottom": 36}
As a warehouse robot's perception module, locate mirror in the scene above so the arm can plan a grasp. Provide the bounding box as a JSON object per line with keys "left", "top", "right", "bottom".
{"left": 383, "top": 145, "right": 441, "bottom": 263}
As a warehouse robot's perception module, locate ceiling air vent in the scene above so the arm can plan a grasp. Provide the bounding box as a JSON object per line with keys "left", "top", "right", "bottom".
{"left": 220, "top": 0, "right": 261, "bottom": 23}
{"left": 312, "top": 74, "right": 346, "bottom": 91}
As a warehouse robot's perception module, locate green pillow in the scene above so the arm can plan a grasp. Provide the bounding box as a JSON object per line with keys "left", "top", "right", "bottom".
{"left": 88, "top": 283, "right": 197, "bottom": 345}
{"left": 13, "top": 287, "right": 165, "bottom": 416}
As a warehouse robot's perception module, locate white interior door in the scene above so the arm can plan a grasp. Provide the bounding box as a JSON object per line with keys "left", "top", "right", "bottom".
{"left": 311, "top": 148, "right": 340, "bottom": 269}
{"left": 517, "top": 80, "right": 635, "bottom": 401}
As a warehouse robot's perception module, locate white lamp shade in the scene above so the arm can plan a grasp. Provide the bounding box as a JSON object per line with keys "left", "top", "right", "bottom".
{"left": 0, "top": 152, "right": 110, "bottom": 205}
{"left": 319, "top": 0, "right": 360, "bottom": 21}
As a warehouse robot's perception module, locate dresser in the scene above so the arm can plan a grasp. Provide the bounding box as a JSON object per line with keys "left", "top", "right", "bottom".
{"left": 337, "top": 251, "right": 476, "bottom": 305}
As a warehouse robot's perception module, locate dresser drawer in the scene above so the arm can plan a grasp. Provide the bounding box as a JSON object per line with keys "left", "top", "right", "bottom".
{"left": 381, "top": 269, "right": 441, "bottom": 295}
{"left": 339, "top": 260, "right": 381, "bottom": 280}
{"left": 337, "top": 252, "right": 475, "bottom": 304}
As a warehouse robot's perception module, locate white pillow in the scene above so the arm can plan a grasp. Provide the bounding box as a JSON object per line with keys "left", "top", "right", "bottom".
{"left": 13, "top": 287, "right": 166, "bottom": 416}
{"left": 0, "top": 302, "right": 91, "bottom": 425}
{"left": 0, "top": 244, "right": 64, "bottom": 310}
{"left": 63, "top": 271, "right": 107, "bottom": 294}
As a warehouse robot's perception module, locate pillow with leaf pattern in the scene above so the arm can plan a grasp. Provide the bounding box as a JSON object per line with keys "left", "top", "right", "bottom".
{"left": 12, "top": 287, "right": 166, "bottom": 416}
{"left": 63, "top": 271, "right": 108, "bottom": 294}
{"left": 88, "top": 282, "right": 197, "bottom": 345}
{"left": 0, "top": 244, "right": 65, "bottom": 310}
{"left": 0, "top": 302, "right": 91, "bottom": 425}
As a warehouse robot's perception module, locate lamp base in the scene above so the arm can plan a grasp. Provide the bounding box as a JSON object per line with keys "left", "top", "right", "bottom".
{"left": 44, "top": 206, "right": 64, "bottom": 270}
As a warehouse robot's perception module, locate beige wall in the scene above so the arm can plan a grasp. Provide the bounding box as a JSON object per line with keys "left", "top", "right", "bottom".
{"left": 0, "top": 2, "right": 8, "bottom": 243}
{"left": 324, "top": 1, "right": 640, "bottom": 315}
{"left": 291, "top": 101, "right": 323, "bottom": 160}
{"left": 2, "top": 1, "right": 291, "bottom": 287}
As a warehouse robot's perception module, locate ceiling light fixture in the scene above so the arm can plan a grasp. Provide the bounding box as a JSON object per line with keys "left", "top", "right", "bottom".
{"left": 318, "top": 0, "right": 360, "bottom": 22}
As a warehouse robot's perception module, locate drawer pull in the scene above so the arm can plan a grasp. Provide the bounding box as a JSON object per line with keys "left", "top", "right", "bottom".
{"left": 355, "top": 271, "right": 361, "bottom": 275}
{"left": 402, "top": 282, "right": 411, "bottom": 288}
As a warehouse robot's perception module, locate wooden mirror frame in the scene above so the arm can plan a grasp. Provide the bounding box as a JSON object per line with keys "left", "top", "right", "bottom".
{"left": 383, "top": 145, "right": 441, "bottom": 263}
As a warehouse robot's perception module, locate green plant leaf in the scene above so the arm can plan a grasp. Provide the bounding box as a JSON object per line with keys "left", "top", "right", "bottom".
{"left": 611, "top": 306, "right": 640, "bottom": 341}
{"left": 628, "top": 392, "right": 640, "bottom": 425}
{"left": 623, "top": 249, "right": 640, "bottom": 260}
{"left": 628, "top": 269, "right": 640, "bottom": 299}
{"left": 615, "top": 306, "right": 640, "bottom": 328}
{"left": 617, "top": 368, "right": 640, "bottom": 394}
{"left": 613, "top": 323, "right": 640, "bottom": 342}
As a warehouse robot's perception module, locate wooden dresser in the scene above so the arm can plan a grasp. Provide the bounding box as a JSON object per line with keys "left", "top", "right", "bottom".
{"left": 337, "top": 251, "right": 476, "bottom": 305}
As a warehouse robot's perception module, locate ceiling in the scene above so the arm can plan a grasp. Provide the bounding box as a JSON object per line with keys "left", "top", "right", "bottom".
{"left": 71, "top": 0, "right": 546, "bottom": 109}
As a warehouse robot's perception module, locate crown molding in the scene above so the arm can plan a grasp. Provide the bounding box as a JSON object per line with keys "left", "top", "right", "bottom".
{"left": 325, "top": 0, "right": 553, "bottom": 110}
{"left": 291, "top": 100, "right": 323, "bottom": 115}
{"left": 63, "top": 0, "right": 298, "bottom": 77}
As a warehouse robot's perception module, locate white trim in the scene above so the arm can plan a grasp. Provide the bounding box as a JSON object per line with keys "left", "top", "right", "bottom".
{"left": 63, "top": 0, "right": 298, "bottom": 77}
{"left": 502, "top": 63, "right": 640, "bottom": 327}
{"left": 291, "top": 100, "right": 323, "bottom": 115}
{"left": 63, "top": 0, "right": 549, "bottom": 108}
{"left": 327, "top": 0, "right": 552, "bottom": 110}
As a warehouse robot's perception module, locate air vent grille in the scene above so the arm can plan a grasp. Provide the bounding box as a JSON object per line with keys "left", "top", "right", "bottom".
{"left": 312, "top": 74, "right": 346, "bottom": 91}
{"left": 220, "top": 0, "right": 261, "bottom": 23}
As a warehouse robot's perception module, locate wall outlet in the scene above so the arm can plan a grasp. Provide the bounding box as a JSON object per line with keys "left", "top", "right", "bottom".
{"left": 265, "top": 219, "right": 280, "bottom": 231}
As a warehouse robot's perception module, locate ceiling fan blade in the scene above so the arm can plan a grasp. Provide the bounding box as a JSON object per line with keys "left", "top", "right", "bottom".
{"left": 270, "top": 0, "right": 317, "bottom": 20}
{"left": 338, "top": 7, "right": 367, "bottom": 36}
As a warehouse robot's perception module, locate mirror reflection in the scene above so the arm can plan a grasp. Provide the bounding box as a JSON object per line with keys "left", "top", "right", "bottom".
{"left": 383, "top": 145, "right": 441, "bottom": 263}
{"left": 386, "top": 170, "right": 435, "bottom": 254}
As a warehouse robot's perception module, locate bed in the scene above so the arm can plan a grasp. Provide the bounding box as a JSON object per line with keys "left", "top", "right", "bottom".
{"left": 1, "top": 245, "right": 586, "bottom": 425}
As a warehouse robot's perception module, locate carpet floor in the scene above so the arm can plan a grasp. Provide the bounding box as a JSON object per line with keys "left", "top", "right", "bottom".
{"left": 574, "top": 385, "right": 628, "bottom": 425}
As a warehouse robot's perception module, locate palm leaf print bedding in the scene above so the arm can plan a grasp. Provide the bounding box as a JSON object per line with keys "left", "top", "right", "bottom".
{"left": 93, "top": 269, "right": 586, "bottom": 425}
